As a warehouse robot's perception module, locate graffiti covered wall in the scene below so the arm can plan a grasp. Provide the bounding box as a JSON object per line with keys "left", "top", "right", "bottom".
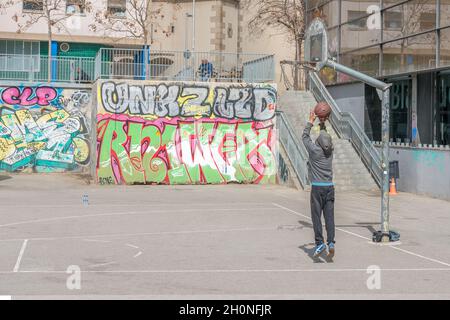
{"left": 95, "top": 80, "right": 278, "bottom": 185}
{"left": 0, "top": 85, "right": 91, "bottom": 173}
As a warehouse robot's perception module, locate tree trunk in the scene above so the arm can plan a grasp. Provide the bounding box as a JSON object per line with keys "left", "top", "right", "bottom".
{"left": 293, "top": 39, "right": 302, "bottom": 90}
{"left": 297, "top": 39, "right": 303, "bottom": 90}
{"left": 293, "top": 41, "right": 299, "bottom": 90}
{"left": 47, "top": 24, "right": 52, "bottom": 83}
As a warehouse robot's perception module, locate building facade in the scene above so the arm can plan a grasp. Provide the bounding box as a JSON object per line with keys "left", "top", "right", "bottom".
{"left": 0, "top": 0, "right": 294, "bottom": 85}
{"left": 307, "top": 0, "right": 450, "bottom": 148}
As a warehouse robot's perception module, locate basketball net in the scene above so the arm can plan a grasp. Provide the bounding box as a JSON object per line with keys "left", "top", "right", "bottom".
{"left": 280, "top": 60, "right": 317, "bottom": 91}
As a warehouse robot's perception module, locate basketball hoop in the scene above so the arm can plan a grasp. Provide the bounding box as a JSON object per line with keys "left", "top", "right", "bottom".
{"left": 303, "top": 18, "right": 395, "bottom": 243}
{"left": 304, "top": 18, "right": 329, "bottom": 70}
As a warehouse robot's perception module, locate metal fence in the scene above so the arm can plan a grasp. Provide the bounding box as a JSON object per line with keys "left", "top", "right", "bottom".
{"left": 0, "top": 50, "right": 274, "bottom": 84}
{"left": 276, "top": 111, "right": 310, "bottom": 188}
{"left": 309, "top": 71, "right": 382, "bottom": 187}
{"left": 95, "top": 48, "right": 275, "bottom": 83}
{"left": 0, "top": 54, "right": 95, "bottom": 84}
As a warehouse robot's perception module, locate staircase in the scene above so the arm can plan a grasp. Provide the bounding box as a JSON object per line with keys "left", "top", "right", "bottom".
{"left": 278, "top": 90, "right": 378, "bottom": 192}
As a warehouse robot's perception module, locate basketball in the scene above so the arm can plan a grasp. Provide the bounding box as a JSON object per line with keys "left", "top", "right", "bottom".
{"left": 314, "top": 101, "right": 331, "bottom": 121}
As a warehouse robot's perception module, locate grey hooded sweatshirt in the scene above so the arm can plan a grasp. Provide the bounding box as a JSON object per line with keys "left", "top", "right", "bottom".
{"left": 302, "top": 122, "right": 334, "bottom": 185}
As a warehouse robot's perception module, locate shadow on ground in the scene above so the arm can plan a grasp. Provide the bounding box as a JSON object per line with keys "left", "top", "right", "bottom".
{"left": 0, "top": 175, "right": 12, "bottom": 182}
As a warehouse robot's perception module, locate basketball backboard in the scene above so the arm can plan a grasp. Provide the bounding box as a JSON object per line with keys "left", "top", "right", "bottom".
{"left": 304, "top": 18, "right": 329, "bottom": 66}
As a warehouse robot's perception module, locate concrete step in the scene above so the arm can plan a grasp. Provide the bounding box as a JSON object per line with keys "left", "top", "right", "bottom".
{"left": 278, "top": 90, "right": 379, "bottom": 192}
{"left": 334, "top": 170, "right": 372, "bottom": 176}
{"left": 334, "top": 173, "right": 374, "bottom": 180}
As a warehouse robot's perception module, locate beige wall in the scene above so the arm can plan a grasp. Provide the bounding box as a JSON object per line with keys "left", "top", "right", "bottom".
{"left": 238, "top": 2, "right": 295, "bottom": 92}
{"left": 0, "top": 0, "right": 238, "bottom": 50}
{"left": 0, "top": 1, "right": 107, "bottom": 41}
{"left": 0, "top": 0, "right": 298, "bottom": 89}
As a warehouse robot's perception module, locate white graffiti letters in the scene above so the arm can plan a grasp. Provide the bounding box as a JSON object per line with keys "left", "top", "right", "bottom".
{"left": 100, "top": 82, "right": 276, "bottom": 121}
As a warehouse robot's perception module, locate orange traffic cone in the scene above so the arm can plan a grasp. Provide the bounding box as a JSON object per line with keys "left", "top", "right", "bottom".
{"left": 389, "top": 178, "right": 398, "bottom": 195}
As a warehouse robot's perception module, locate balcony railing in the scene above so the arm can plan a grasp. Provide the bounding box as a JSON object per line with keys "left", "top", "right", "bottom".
{"left": 95, "top": 48, "right": 274, "bottom": 83}
{"left": 0, "top": 54, "right": 96, "bottom": 84}
{"left": 0, "top": 50, "right": 275, "bottom": 84}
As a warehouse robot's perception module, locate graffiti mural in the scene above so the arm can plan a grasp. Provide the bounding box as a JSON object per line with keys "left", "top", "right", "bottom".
{"left": 95, "top": 81, "right": 278, "bottom": 185}
{"left": 0, "top": 85, "right": 91, "bottom": 172}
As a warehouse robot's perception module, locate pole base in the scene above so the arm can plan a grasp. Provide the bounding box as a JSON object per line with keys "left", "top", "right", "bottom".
{"left": 373, "top": 231, "right": 400, "bottom": 243}
{"left": 381, "top": 234, "right": 390, "bottom": 243}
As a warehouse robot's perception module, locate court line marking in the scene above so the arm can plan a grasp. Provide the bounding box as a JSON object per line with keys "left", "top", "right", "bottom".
{"left": 126, "top": 244, "right": 139, "bottom": 249}
{"left": 0, "top": 227, "right": 277, "bottom": 243}
{"left": 389, "top": 246, "right": 450, "bottom": 267}
{"left": 272, "top": 202, "right": 450, "bottom": 268}
{"left": 0, "top": 207, "right": 273, "bottom": 229}
{"left": 0, "top": 267, "right": 449, "bottom": 275}
{"left": 0, "top": 202, "right": 270, "bottom": 209}
{"left": 82, "top": 239, "right": 111, "bottom": 243}
{"left": 13, "top": 239, "right": 28, "bottom": 273}
{"left": 89, "top": 261, "right": 117, "bottom": 268}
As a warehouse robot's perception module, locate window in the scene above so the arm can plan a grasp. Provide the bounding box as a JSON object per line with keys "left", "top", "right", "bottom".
{"left": 384, "top": 0, "right": 436, "bottom": 40}
{"left": 341, "top": 19, "right": 380, "bottom": 51}
{"left": 365, "top": 84, "right": 382, "bottom": 141}
{"left": 383, "top": 32, "right": 436, "bottom": 75}
{"left": 389, "top": 79, "right": 412, "bottom": 142}
{"left": 23, "top": 0, "right": 43, "bottom": 12}
{"left": 108, "top": 0, "right": 126, "bottom": 17}
{"left": 227, "top": 23, "right": 233, "bottom": 38}
{"left": 383, "top": 0, "right": 406, "bottom": 9}
{"left": 437, "top": 73, "right": 450, "bottom": 146}
{"left": 347, "top": 10, "right": 367, "bottom": 27}
{"left": 441, "top": 0, "right": 450, "bottom": 27}
{"left": 384, "top": 11, "right": 402, "bottom": 30}
{"left": 306, "top": 0, "right": 339, "bottom": 27}
{"left": 66, "top": 0, "right": 86, "bottom": 15}
{"left": 348, "top": 16, "right": 367, "bottom": 29}
{"left": 440, "top": 27, "right": 450, "bottom": 68}
{"left": 0, "top": 40, "right": 40, "bottom": 72}
{"left": 340, "top": 46, "right": 380, "bottom": 76}
{"left": 364, "top": 77, "right": 414, "bottom": 143}
{"left": 419, "top": 12, "right": 436, "bottom": 31}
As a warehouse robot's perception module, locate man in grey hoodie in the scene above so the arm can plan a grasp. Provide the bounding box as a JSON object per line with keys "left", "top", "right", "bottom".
{"left": 302, "top": 110, "right": 335, "bottom": 259}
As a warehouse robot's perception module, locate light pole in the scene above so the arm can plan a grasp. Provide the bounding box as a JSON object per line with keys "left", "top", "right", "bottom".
{"left": 185, "top": 13, "right": 192, "bottom": 51}
{"left": 192, "top": 0, "right": 196, "bottom": 52}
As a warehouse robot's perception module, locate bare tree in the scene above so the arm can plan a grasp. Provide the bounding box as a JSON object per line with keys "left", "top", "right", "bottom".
{"left": 0, "top": 0, "right": 93, "bottom": 82}
{"left": 243, "top": 0, "right": 306, "bottom": 90}
{"left": 89, "top": 0, "right": 179, "bottom": 79}
{"left": 394, "top": 1, "right": 434, "bottom": 70}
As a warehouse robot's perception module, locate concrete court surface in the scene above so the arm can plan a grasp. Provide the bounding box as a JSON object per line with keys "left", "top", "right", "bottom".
{"left": 0, "top": 174, "right": 449, "bottom": 300}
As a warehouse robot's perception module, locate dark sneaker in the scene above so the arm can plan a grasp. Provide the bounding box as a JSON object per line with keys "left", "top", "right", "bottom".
{"left": 313, "top": 243, "right": 327, "bottom": 258}
{"left": 327, "top": 242, "right": 335, "bottom": 259}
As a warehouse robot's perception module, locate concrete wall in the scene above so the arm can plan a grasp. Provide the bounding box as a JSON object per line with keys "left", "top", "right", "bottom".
{"left": 0, "top": 82, "right": 92, "bottom": 173}
{"left": 375, "top": 145, "right": 450, "bottom": 200}
{"left": 93, "top": 80, "right": 278, "bottom": 185}
{"left": 327, "top": 82, "right": 365, "bottom": 129}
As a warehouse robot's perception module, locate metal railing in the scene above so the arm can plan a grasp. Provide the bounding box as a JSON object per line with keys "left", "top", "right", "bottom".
{"left": 0, "top": 54, "right": 95, "bottom": 83}
{"left": 242, "top": 54, "right": 275, "bottom": 83}
{"left": 0, "top": 50, "right": 274, "bottom": 84}
{"left": 95, "top": 48, "right": 275, "bottom": 83}
{"left": 309, "top": 71, "right": 382, "bottom": 187}
{"left": 276, "top": 111, "right": 310, "bottom": 188}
